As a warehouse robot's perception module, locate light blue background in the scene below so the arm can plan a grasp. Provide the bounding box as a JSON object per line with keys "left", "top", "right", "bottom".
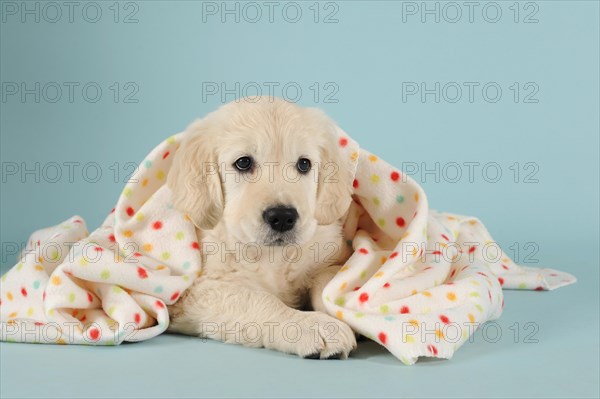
{"left": 1, "top": 1, "right": 598, "bottom": 398}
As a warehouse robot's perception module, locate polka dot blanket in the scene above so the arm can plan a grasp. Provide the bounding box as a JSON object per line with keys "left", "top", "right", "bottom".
{"left": 0, "top": 130, "right": 576, "bottom": 364}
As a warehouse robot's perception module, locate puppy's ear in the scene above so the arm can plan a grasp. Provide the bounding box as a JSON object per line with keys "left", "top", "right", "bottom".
{"left": 168, "top": 123, "right": 224, "bottom": 230}
{"left": 315, "top": 127, "right": 354, "bottom": 225}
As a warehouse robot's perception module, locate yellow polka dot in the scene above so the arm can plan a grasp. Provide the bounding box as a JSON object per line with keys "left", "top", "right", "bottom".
{"left": 136, "top": 213, "right": 145, "bottom": 221}
{"left": 123, "top": 230, "right": 134, "bottom": 238}
{"left": 447, "top": 292, "right": 457, "bottom": 301}
{"left": 468, "top": 313, "right": 476, "bottom": 323}
{"left": 166, "top": 136, "right": 176, "bottom": 144}
{"left": 436, "top": 329, "right": 444, "bottom": 339}
{"left": 447, "top": 216, "right": 456, "bottom": 221}
{"left": 374, "top": 271, "right": 384, "bottom": 278}
{"left": 404, "top": 335, "right": 415, "bottom": 343}
{"left": 414, "top": 193, "right": 419, "bottom": 202}
{"left": 368, "top": 154, "right": 378, "bottom": 162}
{"left": 469, "top": 220, "right": 478, "bottom": 225}
{"left": 8, "top": 312, "right": 17, "bottom": 318}
{"left": 373, "top": 197, "right": 380, "bottom": 206}
{"left": 27, "top": 307, "right": 34, "bottom": 316}
{"left": 422, "top": 291, "right": 432, "bottom": 297}
{"left": 51, "top": 276, "right": 62, "bottom": 286}
{"left": 123, "top": 188, "right": 132, "bottom": 197}
{"left": 370, "top": 174, "right": 380, "bottom": 183}
{"left": 340, "top": 265, "right": 349, "bottom": 272}
{"left": 380, "top": 256, "right": 387, "bottom": 265}
{"left": 184, "top": 214, "right": 191, "bottom": 222}
{"left": 7, "top": 292, "right": 13, "bottom": 301}
{"left": 79, "top": 257, "right": 88, "bottom": 266}
{"left": 336, "top": 311, "right": 344, "bottom": 320}
{"left": 143, "top": 243, "right": 153, "bottom": 252}
{"left": 175, "top": 231, "right": 185, "bottom": 240}
{"left": 408, "top": 319, "right": 419, "bottom": 329}
{"left": 156, "top": 170, "right": 165, "bottom": 180}
{"left": 350, "top": 152, "right": 359, "bottom": 161}
{"left": 35, "top": 265, "right": 44, "bottom": 271}
{"left": 411, "top": 289, "right": 418, "bottom": 296}
{"left": 339, "top": 282, "right": 347, "bottom": 290}
{"left": 57, "top": 339, "right": 66, "bottom": 345}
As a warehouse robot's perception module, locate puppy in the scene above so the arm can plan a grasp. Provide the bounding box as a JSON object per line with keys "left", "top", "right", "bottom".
{"left": 166, "top": 97, "right": 357, "bottom": 359}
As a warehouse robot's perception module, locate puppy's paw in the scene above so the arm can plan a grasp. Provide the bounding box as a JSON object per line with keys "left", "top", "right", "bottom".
{"left": 290, "top": 311, "right": 356, "bottom": 360}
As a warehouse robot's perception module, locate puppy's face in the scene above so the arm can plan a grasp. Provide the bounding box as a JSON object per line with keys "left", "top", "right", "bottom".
{"left": 168, "top": 98, "right": 353, "bottom": 246}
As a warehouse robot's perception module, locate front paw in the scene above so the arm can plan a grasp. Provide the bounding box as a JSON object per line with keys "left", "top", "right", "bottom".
{"left": 289, "top": 311, "right": 357, "bottom": 360}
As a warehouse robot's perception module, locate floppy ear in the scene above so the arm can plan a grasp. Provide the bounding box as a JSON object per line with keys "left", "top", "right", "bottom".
{"left": 167, "top": 124, "right": 224, "bottom": 230}
{"left": 315, "top": 129, "right": 354, "bottom": 225}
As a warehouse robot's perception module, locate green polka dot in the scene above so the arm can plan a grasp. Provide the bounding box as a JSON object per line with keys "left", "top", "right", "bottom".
{"left": 372, "top": 197, "right": 380, "bottom": 206}
{"left": 16, "top": 263, "right": 23, "bottom": 271}
{"left": 469, "top": 292, "right": 480, "bottom": 297}
{"left": 377, "top": 218, "right": 386, "bottom": 227}
{"left": 108, "top": 306, "right": 116, "bottom": 316}
{"left": 182, "top": 275, "right": 189, "bottom": 281}
{"left": 518, "top": 282, "right": 527, "bottom": 289}
{"left": 100, "top": 269, "right": 110, "bottom": 279}
{"left": 380, "top": 304, "right": 389, "bottom": 314}
{"left": 354, "top": 312, "right": 365, "bottom": 318}
{"left": 161, "top": 252, "right": 171, "bottom": 261}
{"left": 475, "top": 304, "right": 484, "bottom": 312}
{"left": 370, "top": 174, "right": 380, "bottom": 183}
{"left": 50, "top": 251, "right": 59, "bottom": 261}
{"left": 360, "top": 270, "right": 367, "bottom": 279}
{"left": 68, "top": 293, "right": 76, "bottom": 303}
{"left": 175, "top": 232, "right": 185, "bottom": 240}
{"left": 334, "top": 297, "right": 346, "bottom": 306}
{"left": 396, "top": 195, "right": 405, "bottom": 203}
{"left": 112, "top": 286, "right": 123, "bottom": 294}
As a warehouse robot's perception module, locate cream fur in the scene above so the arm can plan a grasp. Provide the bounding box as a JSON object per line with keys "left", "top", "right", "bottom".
{"left": 166, "top": 98, "right": 357, "bottom": 359}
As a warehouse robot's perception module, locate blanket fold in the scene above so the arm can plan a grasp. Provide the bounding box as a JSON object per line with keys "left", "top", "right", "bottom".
{"left": 0, "top": 132, "right": 576, "bottom": 363}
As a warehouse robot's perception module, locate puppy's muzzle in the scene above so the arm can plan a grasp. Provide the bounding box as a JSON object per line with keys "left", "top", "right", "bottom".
{"left": 263, "top": 206, "right": 298, "bottom": 233}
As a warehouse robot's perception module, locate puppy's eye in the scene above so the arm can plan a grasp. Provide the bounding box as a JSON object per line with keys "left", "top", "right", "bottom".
{"left": 234, "top": 156, "right": 253, "bottom": 172}
{"left": 296, "top": 158, "right": 311, "bottom": 174}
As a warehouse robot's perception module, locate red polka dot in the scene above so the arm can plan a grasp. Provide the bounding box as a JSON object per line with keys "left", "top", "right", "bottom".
{"left": 352, "top": 179, "right": 359, "bottom": 189}
{"left": 89, "top": 328, "right": 100, "bottom": 341}
{"left": 358, "top": 248, "right": 369, "bottom": 255}
{"left": 163, "top": 151, "right": 170, "bottom": 159}
{"left": 439, "top": 315, "right": 450, "bottom": 324}
{"left": 134, "top": 313, "right": 141, "bottom": 324}
{"left": 389, "top": 252, "right": 398, "bottom": 259}
{"left": 535, "top": 286, "right": 544, "bottom": 291}
{"left": 94, "top": 246, "right": 103, "bottom": 252}
{"left": 427, "top": 344, "right": 438, "bottom": 355}
{"left": 171, "top": 291, "right": 180, "bottom": 301}
{"left": 390, "top": 171, "right": 400, "bottom": 182}
{"left": 339, "top": 137, "right": 348, "bottom": 147}
{"left": 21, "top": 287, "right": 27, "bottom": 297}
{"left": 152, "top": 221, "right": 163, "bottom": 230}
{"left": 469, "top": 246, "right": 476, "bottom": 253}
{"left": 126, "top": 207, "right": 135, "bottom": 217}
{"left": 191, "top": 242, "right": 200, "bottom": 250}
{"left": 108, "top": 234, "right": 116, "bottom": 243}
{"left": 137, "top": 267, "right": 148, "bottom": 279}
{"left": 43, "top": 291, "right": 46, "bottom": 301}
{"left": 441, "top": 234, "right": 449, "bottom": 241}
{"left": 498, "top": 277, "right": 504, "bottom": 286}
{"left": 396, "top": 217, "right": 406, "bottom": 227}
{"left": 383, "top": 282, "right": 391, "bottom": 288}
{"left": 501, "top": 264, "right": 509, "bottom": 270}
{"left": 87, "top": 292, "right": 93, "bottom": 302}
{"left": 359, "top": 292, "right": 369, "bottom": 303}
{"left": 353, "top": 286, "right": 360, "bottom": 291}
{"left": 400, "top": 306, "right": 410, "bottom": 314}
{"left": 133, "top": 252, "right": 142, "bottom": 257}
{"left": 155, "top": 300, "right": 165, "bottom": 309}
{"left": 378, "top": 332, "right": 387, "bottom": 345}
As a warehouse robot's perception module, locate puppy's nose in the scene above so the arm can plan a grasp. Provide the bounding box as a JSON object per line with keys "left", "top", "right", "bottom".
{"left": 263, "top": 206, "right": 298, "bottom": 233}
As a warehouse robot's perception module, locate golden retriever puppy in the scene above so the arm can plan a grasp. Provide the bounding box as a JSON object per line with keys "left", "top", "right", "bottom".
{"left": 166, "top": 97, "right": 357, "bottom": 359}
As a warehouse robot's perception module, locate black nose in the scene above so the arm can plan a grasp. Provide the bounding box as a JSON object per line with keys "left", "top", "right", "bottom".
{"left": 263, "top": 206, "right": 298, "bottom": 233}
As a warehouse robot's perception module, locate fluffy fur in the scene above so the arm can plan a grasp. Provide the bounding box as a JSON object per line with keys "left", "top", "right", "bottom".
{"left": 166, "top": 98, "right": 357, "bottom": 359}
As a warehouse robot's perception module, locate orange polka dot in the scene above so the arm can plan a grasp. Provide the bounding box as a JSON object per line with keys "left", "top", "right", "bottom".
{"left": 51, "top": 276, "right": 62, "bottom": 285}
{"left": 7, "top": 292, "right": 13, "bottom": 301}
{"left": 339, "top": 282, "right": 347, "bottom": 290}
{"left": 143, "top": 243, "right": 153, "bottom": 252}
{"left": 447, "top": 292, "right": 457, "bottom": 301}
{"left": 123, "top": 230, "right": 134, "bottom": 238}
{"left": 468, "top": 313, "right": 476, "bottom": 323}
{"left": 336, "top": 310, "right": 344, "bottom": 320}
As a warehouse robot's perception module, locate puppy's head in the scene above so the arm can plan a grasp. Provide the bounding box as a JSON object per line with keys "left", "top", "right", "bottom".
{"left": 168, "top": 97, "right": 353, "bottom": 246}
